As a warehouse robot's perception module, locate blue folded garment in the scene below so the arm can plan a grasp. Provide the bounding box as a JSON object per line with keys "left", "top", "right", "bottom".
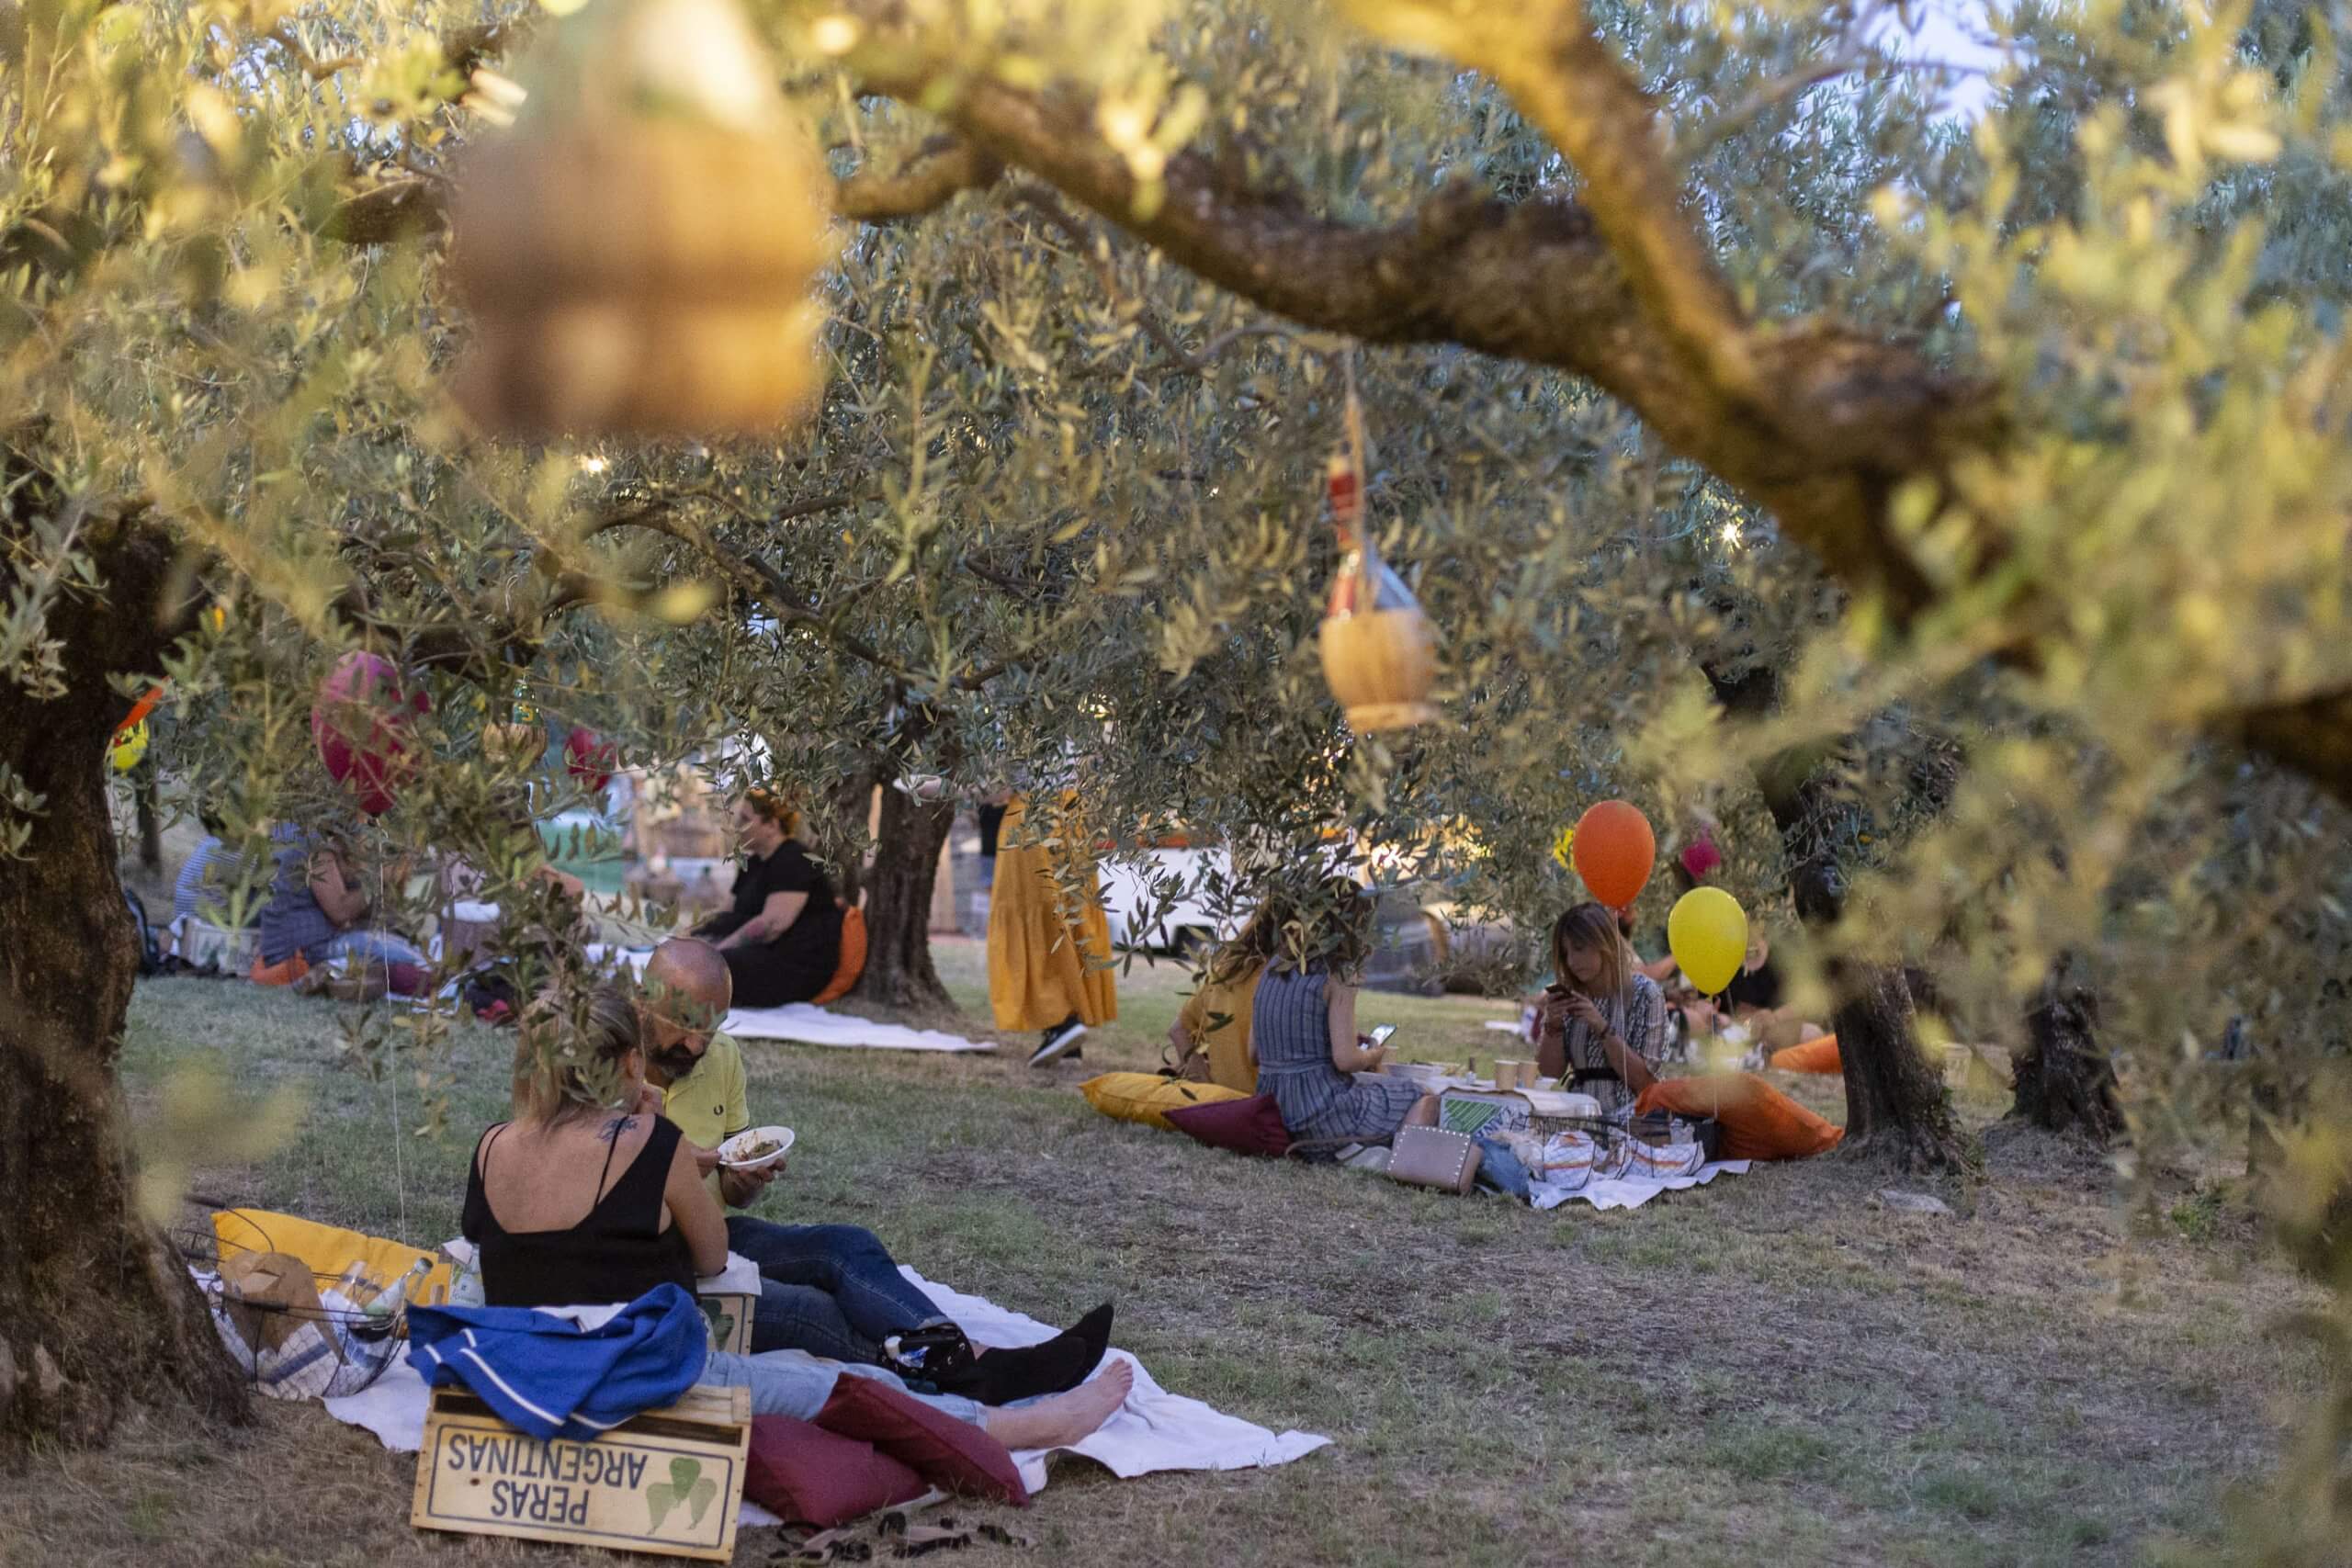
{"left": 406, "top": 1283, "right": 709, "bottom": 1440}
{"left": 1474, "top": 1134, "right": 1532, "bottom": 1201}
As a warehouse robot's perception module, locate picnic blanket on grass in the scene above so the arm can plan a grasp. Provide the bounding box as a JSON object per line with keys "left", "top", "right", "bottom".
{"left": 720, "top": 1004, "right": 997, "bottom": 1054}
{"left": 1527, "top": 1159, "right": 1750, "bottom": 1212}
{"left": 322, "top": 1265, "right": 1326, "bottom": 1523}
{"left": 579, "top": 945, "right": 996, "bottom": 1053}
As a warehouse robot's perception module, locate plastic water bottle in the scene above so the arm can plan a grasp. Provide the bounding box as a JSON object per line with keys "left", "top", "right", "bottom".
{"left": 447, "top": 1253, "right": 486, "bottom": 1308}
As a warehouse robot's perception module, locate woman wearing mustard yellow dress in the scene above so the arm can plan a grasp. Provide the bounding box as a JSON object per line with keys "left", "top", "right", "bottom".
{"left": 989, "top": 794, "right": 1117, "bottom": 1066}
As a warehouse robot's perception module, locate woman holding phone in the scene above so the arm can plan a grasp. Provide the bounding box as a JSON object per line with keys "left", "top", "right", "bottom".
{"left": 1250, "top": 882, "right": 1441, "bottom": 1144}
{"left": 1534, "top": 901, "right": 1668, "bottom": 1116}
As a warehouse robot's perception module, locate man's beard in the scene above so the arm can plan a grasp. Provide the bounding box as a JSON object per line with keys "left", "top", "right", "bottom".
{"left": 650, "top": 1045, "right": 702, "bottom": 1081}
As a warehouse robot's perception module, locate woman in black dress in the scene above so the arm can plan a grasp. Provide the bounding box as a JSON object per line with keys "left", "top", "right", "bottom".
{"left": 694, "top": 790, "right": 844, "bottom": 1007}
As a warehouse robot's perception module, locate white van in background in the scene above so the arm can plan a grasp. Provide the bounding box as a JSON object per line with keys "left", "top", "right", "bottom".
{"left": 1098, "top": 846, "right": 1248, "bottom": 955}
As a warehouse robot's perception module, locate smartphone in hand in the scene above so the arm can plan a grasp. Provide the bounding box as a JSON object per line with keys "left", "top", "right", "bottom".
{"left": 1368, "top": 1024, "right": 1398, "bottom": 1048}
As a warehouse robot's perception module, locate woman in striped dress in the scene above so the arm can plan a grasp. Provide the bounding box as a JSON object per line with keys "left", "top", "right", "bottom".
{"left": 1534, "top": 901, "right": 1668, "bottom": 1117}
{"left": 1250, "top": 885, "right": 1439, "bottom": 1144}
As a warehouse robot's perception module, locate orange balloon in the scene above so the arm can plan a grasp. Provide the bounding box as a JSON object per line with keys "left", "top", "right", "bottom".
{"left": 1571, "top": 799, "right": 1655, "bottom": 909}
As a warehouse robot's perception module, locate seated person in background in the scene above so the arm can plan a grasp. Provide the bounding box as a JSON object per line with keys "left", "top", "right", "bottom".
{"left": 469, "top": 982, "right": 1132, "bottom": 1448}
{"left": 1535, "top": 901, "right": 1668, "bottom": 1117}
{"left": 1615, "top": 906, "right": 1681, "bottom": 986}
{"left": 1167, "top": 904, "right": 1281, "bottom": 1093}
{"left": 1676, "top": 930, "right": 1826, "bottom": 1054}
{"left": 439, "top": 843, "right": 593, "bottom": 1016}
{"left": 693, "top": 789, "right": 844, "bottom": 1009}
{"left": 1250, "top": 881, "right": 1441, "bottom": 1145}
{"left": 255, "top": 822, "right": 428, "bottom": 981}
{"left": 636, "top": 940, "right": 1113, "bottom": 1405}
{"left": 172, "top": 807, "right": 252, "bottom": 928}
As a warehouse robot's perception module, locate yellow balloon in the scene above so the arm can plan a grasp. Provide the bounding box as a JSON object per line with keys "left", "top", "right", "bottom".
{"left": 109, "top": 719, "right": 150, "bottom": 773}
{"left": 1668, "top": 886, "right": 1747, "bottom": 996}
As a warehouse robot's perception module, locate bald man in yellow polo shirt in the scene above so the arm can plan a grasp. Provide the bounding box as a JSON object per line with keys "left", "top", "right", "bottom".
{"left": 635, "top": 940, "right": 961, "bottom": 1364}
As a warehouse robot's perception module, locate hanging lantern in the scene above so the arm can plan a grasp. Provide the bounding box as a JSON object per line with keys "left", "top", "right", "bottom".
{"left": 1317, "top": 393, "right": 1437, "bottom": 731}
{"left": 311, "top": 651, "right": 430, "bottom": 817}
{"left": 483, "top": 722, "right": 548, "bottom": 769}
{"left": 445, "top": 0, "right": 835, "bottom": 437}
{"left": 483, "top": 684, "right": 546, "bottom": 769}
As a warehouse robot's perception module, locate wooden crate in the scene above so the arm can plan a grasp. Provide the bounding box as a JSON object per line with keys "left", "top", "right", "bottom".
{"left": 696, "top": 1287, "right": 756, "bottom": 1357}
{"left": 412, "top": 1384, "right": 750, "bottom": 1562}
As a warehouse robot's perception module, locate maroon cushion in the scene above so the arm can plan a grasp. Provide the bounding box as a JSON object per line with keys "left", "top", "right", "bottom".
{"left": 1164, "top": 1093, "right": 1292, "bottom": 1157}
{"left": 816, "top": 1374, "right": 1028, "bottom": 1506}
{"left": 745, "top": 1416, "right": 926, "bottom": 1528}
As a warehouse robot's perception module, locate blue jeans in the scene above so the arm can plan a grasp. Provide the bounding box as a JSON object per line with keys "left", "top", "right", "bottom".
{"left": 324, "top": 928, "right": 428, "bottom": 968}
{"left": 699, "top": 1349, "right": 984, "bottom": 1427}
{"left": 725, "top": 1216, "right": 947, "bottom": 1358}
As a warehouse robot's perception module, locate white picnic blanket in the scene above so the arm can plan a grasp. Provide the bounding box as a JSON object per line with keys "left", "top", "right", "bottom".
{"left": 899, "top": 1266, "right": 1329, "bottom": 1491}
{"left": 719, "top": 1003, "right": 996, "bottom": 1053}
{"left": 1529, "top": 1159, "right": 1751, "bottom": 1212}
{"left": 579, "top": 945, "right": 994, "bottom": 1052}
{"left": 322, "top": 1265, "right": 1327, "bottom": 1522}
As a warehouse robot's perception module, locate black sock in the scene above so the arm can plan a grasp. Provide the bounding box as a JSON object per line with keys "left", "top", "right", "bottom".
{"left": 928, "top": 1303, "right": 1114, "bottom": 1406}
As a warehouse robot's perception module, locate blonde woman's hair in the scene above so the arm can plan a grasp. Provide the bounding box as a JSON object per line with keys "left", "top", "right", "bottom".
{"left": 1552, "top": 900, "right": 1633, "bottom": 1000}
{"left": 512, "top": 984, "right": 644, "bottom": 1124}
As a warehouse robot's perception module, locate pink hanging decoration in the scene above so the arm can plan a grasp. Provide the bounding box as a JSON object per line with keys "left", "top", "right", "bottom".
{"left": 311, "top": 651, "right": 429, "bottom": 817}
{"left": 564, "top": 726, "right": 617, "bottom": 794}
{"left": 1679, "top": 832, "right": 1723, "bottom": 883}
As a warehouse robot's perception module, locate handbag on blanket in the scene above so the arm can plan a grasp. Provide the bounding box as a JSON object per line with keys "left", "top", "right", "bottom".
{"left": 1387, "top": 1126, "right": 1482, "bottom": 1195}
{"left": 1623, "top": 1138, "right": 1707, "bottom": 1179}
{"left": 1531, "top": 1131, "right": 1596, "bottom": 1190}
{"left": 1626, "top": 1111, "right": 1721, "bottom": 1163}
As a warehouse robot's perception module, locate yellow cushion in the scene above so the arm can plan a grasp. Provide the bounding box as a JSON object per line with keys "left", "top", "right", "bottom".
{"left": 1080, "top": 1072, "right": 1248, "bottom": 1132}
{"left": 211, "top": 1208, "right": 454, "bottom": 1306}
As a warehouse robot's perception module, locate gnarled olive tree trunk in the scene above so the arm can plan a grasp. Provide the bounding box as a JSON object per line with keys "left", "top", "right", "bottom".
{"left": 1713, "top": 667, "right": 1973, "bottom": 1173}
{"left": 854, "top": 781, "right": 956, "bottom": 1010}
{"left": 2009, "top": 953, "right": 2123, "bottom": 1141}
{"left": 0, "top": 511, "right": 245, "bottom": 1457}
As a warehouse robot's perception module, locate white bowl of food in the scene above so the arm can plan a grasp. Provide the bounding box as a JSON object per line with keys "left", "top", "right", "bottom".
{"left": 718, "top": 1125, "right": 794, "bottom": 1171}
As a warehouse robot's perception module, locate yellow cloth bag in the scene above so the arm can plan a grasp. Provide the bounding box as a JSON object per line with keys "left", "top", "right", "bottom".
{"left": 211, "top": 1208, "right": 454, "bottom": 1306}
{"left": 1080, "top": 1073, "right": 1248, "bottom": 1132}
{"left": 988, "top": 795, "right": 1118, "bottom": 1032}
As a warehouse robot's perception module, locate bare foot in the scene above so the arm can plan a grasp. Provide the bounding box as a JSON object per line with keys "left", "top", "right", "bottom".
{"left": 982, "top": 1359, "right": 1134, "bottom": 1450}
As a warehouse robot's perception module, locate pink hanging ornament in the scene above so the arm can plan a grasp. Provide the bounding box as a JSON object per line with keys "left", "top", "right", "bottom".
{"left": 564, "top": 726, "right": 616, "bottom": 794}
{"left": 311, "top": 651, "right": 429, "bottom": 817}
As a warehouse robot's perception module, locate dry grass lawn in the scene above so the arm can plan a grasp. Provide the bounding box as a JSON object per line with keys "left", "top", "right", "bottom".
{"left": 0, "top": 936, "right": 2326, "bottom": 1567}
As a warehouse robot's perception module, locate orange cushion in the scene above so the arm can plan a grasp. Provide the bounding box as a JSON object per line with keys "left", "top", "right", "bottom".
{"left": 811, "top": 905, "right": 866, "bottom": 1005}
{"left": 1636, "top": 1073, "right": 1844, "bottom": 1162}
{"left": 1769, "top": 1033, "right": 1842, "bottom": 1075}
{"left": 249, "top": 953, "right": 311, "bottom": 987}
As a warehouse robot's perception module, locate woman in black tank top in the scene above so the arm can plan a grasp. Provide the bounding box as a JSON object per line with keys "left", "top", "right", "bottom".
{"left": 464, "top": 987, "right": 727, "bottom": 1307}
{"left": 464, "top": 982, "right": 1139, "bottom": 1452}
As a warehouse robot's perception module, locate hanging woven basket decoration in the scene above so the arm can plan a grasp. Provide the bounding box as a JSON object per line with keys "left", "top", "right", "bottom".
{"left": 482, "top": 686, "right": 547, "bottom": 770}
{"left": 1316, "top": 396, "right": 1437, "bottom": 732}
{"left": 446, "top": 0, "right": 835, "bottom": 437}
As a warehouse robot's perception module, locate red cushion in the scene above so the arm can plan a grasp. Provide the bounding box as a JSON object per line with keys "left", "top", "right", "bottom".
{"left": 815, "top": 1374, "right": 1028, "bottom": 1506}
{"left": 1164, "top": 1093, "right": 1292, "bottom": 1158}
{"left": 746, "top": 1416, "right": 927, "bottom": 1528}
